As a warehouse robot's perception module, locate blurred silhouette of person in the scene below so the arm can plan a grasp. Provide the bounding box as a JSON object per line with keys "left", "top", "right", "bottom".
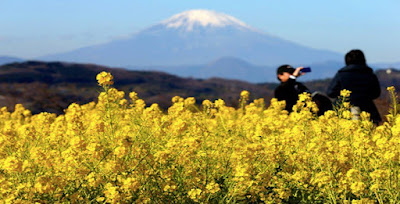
{"left": 311, "top": 91, "right": 333, "bottom": 116}
{"left": 327, "top": 49, "right": 381, "bottom": 123}
{"left": 275, "top": 65, "right": 310, "bottom": 112}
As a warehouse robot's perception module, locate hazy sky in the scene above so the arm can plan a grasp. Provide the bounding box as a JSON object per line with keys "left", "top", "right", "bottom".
{"left": 1, "top": 0, "right": 399, "bottom": 63}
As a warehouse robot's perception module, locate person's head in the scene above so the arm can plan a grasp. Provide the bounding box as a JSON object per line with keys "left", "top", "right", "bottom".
{"left": 345, "top": 49, "right": 366, "bottom": 66}
{"left": 276, "top": 64, "right": 295, "bottom": 82}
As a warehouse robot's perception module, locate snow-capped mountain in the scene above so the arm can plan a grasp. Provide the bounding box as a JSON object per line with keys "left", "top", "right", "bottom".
{"left": 161, "top": 9, "right": 254, "bottom": 31}
{"left": 40, "top": 9, "right": 342, "bottom": 69}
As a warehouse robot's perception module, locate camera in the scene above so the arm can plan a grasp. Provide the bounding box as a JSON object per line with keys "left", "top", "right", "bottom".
{"left": 301, "top": 67, "right": 312, "bottom": 73}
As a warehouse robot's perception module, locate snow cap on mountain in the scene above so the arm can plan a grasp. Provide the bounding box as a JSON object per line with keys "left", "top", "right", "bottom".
{"left": 161, "top": 9, "right": 252, "bottom": 31}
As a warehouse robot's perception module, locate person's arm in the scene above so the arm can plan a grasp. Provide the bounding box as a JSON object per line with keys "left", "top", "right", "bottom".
{"left": 292, "top": 67, "right": 304, "bottom": 78}
{"left": 327, "top": 73, "right": 341, "bottom": 98}
{"left": 285, "top": 67, "right": 301, "bottom": 87}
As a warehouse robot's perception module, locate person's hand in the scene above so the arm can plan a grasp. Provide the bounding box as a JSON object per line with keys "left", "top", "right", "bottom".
{"left": 292, "top": 67, "right": 305, "bottom": 77}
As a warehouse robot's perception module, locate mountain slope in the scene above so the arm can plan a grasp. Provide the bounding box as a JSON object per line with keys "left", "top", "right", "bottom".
{"left": 0, "top": 56, "right": 24, "bottom": 65}
{"left": 129, "top": 56, "right": 345, "bottom": 83}
{"left": 40, "top": 9, "right": 342, "bottom": 67}
{"left": 0, "top": 61, "right": 276, "bottom": 113}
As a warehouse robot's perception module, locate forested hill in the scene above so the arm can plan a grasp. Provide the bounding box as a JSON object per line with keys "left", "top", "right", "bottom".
{"left": 0, "top": 61, "right": 396, "bottom": 116}
{"left": 0, "top": 61, "right": 276, "bottom": 114}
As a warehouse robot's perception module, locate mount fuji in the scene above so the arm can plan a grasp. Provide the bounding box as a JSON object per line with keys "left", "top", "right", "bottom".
{"left": 40, "top": 9, "right": 342, "bottom": 69}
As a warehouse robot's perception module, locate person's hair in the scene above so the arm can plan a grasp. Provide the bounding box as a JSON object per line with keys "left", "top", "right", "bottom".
{"left": 276, "top": 64, "right": 295, "bottom": 75}
{"left": 276, "top": 64, "right": 295, "bottom": 82}
{"left": 345, "top": 49, "right": 366, "bottom": 66}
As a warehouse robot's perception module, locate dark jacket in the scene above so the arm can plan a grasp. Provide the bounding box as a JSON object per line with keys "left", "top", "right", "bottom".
{"left": 275, "top": 78, "right": 310, "bottom": 112}
{"left": 327, "top": 64, "right": 381, "bottom": 122}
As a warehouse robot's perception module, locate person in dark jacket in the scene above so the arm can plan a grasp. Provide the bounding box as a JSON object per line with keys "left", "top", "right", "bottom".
{"left": 275, "top": 65, "right": 310, "bottom": 112}
{"left": 327, "top": 49, "right": 381, "bottom": 123}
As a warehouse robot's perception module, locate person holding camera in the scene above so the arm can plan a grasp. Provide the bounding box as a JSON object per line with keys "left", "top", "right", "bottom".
{"left": 274, "top": 65, "right": 310, "bottom": 112}
{"left": 327, "top": 49, "right": 381, "bottom": 123}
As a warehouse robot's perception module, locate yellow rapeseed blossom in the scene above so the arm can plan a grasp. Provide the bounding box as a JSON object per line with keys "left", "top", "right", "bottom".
{"left": 96, "top": 71, "right": 114, "bottom": 86}
{"left": 240, "top": 90, "right": 250, "bottom": 98}
{"left": 1, "top": 156, "right": 22, "bottom": 173}
{"left": 1, "top": 72, "right": 400, "bottom": 203}
{"left": 188, "top": 188, "right": 202, "bottom": 202}
{"left": 340, "top": 89, "right": 352, "bottom": 98}
{"left": 387, "top": 86, "right": 395, "bottom": 92}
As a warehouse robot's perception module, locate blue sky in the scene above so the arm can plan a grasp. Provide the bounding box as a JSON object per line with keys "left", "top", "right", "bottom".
{"left": 1, "top": 0, "right": 399, "bottom": 63}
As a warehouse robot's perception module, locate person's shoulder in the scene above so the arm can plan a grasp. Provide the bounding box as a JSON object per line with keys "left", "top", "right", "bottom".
{"left": 338, "top": 65, "right": 352, "bottom": 72}
{"left": 339, "top": 64, "right": 373, "bottom": 73}
{"left": 295, "top": 81, "right": 307, "bottom": 87}
{"left": 275, "top": 83, "right": 285, "bottom": 91}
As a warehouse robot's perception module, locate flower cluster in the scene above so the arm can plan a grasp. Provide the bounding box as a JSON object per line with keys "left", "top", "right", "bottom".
{"left": 96, "top": 71, "right": 114, "bottom": 86}
{"left": 0, "top": 72, "right": 399, "bottom": 203}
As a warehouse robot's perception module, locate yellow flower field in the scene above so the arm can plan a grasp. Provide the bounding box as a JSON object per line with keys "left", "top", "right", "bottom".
{"left": 0, "top": 71, "right": 399, "bottom": 203}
